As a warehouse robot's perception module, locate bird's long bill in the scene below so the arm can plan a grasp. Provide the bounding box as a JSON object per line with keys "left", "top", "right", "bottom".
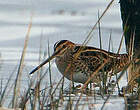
{"left": 29, "top": 52, "right": 57, "bottom": 75}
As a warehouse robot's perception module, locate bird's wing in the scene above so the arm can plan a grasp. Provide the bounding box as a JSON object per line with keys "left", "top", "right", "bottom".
{"left": 73, "top": 46, "right": 109, "bottom": 72}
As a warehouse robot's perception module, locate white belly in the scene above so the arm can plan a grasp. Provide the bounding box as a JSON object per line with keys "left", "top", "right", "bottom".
{"left": 65, "top": 72, "right": 89, "bottom": 84}
{"left": 65, "top": 71, "right": 101, "bottom": 84}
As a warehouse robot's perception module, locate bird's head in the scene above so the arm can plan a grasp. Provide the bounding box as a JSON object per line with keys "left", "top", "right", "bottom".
{"left": 29, "top": 40, "right": 75, "bottom": 75}
{"left": 54, "top": 40, "right": 75, "bottom": 56}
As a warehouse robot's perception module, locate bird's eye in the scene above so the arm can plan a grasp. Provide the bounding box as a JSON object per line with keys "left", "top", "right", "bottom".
{"left": 54, "top": 40, "right": 68, "bottom": 51}
{"left": 62, "top": 45, "right": 66, "bottom": 48}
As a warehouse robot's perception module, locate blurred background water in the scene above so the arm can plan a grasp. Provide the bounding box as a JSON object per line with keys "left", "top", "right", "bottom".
{"left": 0, "top": 0, "right": 127, "bottom": 109}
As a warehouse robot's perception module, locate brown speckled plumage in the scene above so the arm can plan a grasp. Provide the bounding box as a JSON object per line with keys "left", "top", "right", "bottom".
{"left": 30, "top": 40, "right": 129, "bottom": 84}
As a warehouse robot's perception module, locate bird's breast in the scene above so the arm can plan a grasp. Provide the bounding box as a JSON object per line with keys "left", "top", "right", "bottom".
{"left": 55, "top": 52, "right": 74, "bottom": 76}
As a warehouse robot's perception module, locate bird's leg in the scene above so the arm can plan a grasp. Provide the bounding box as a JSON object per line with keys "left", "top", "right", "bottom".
{"left": 82, "top": 83, "right": 93, "bottom": 95}
{"left": 72, "top": 81, "right": 75, "bottom": 89}
{"left": 71, "top": 81, "right": 75, "bottom": 93}
{"left": 89, "top": 82, "right": 92, "bottom": 91}
{"left": 86, "top": 84, "right": 89, "bottom": 91}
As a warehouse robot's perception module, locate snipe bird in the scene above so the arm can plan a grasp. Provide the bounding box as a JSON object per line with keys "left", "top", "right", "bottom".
{"left": 29, "top": 40, "right": 129, "bottom": 84}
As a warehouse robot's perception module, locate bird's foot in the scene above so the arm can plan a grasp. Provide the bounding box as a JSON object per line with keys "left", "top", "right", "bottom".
{"left": 63, "top": 84, "right": 82, "bottom": 94}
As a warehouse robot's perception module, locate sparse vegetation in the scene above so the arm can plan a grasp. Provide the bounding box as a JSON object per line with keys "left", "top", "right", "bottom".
{"left": 0, "top": 0, "right": 140, "bottom": 110}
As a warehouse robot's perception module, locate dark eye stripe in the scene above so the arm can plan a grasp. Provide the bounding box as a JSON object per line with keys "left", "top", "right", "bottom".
{"left": 54, "top": 40, "right": 68, "bottom": 51}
